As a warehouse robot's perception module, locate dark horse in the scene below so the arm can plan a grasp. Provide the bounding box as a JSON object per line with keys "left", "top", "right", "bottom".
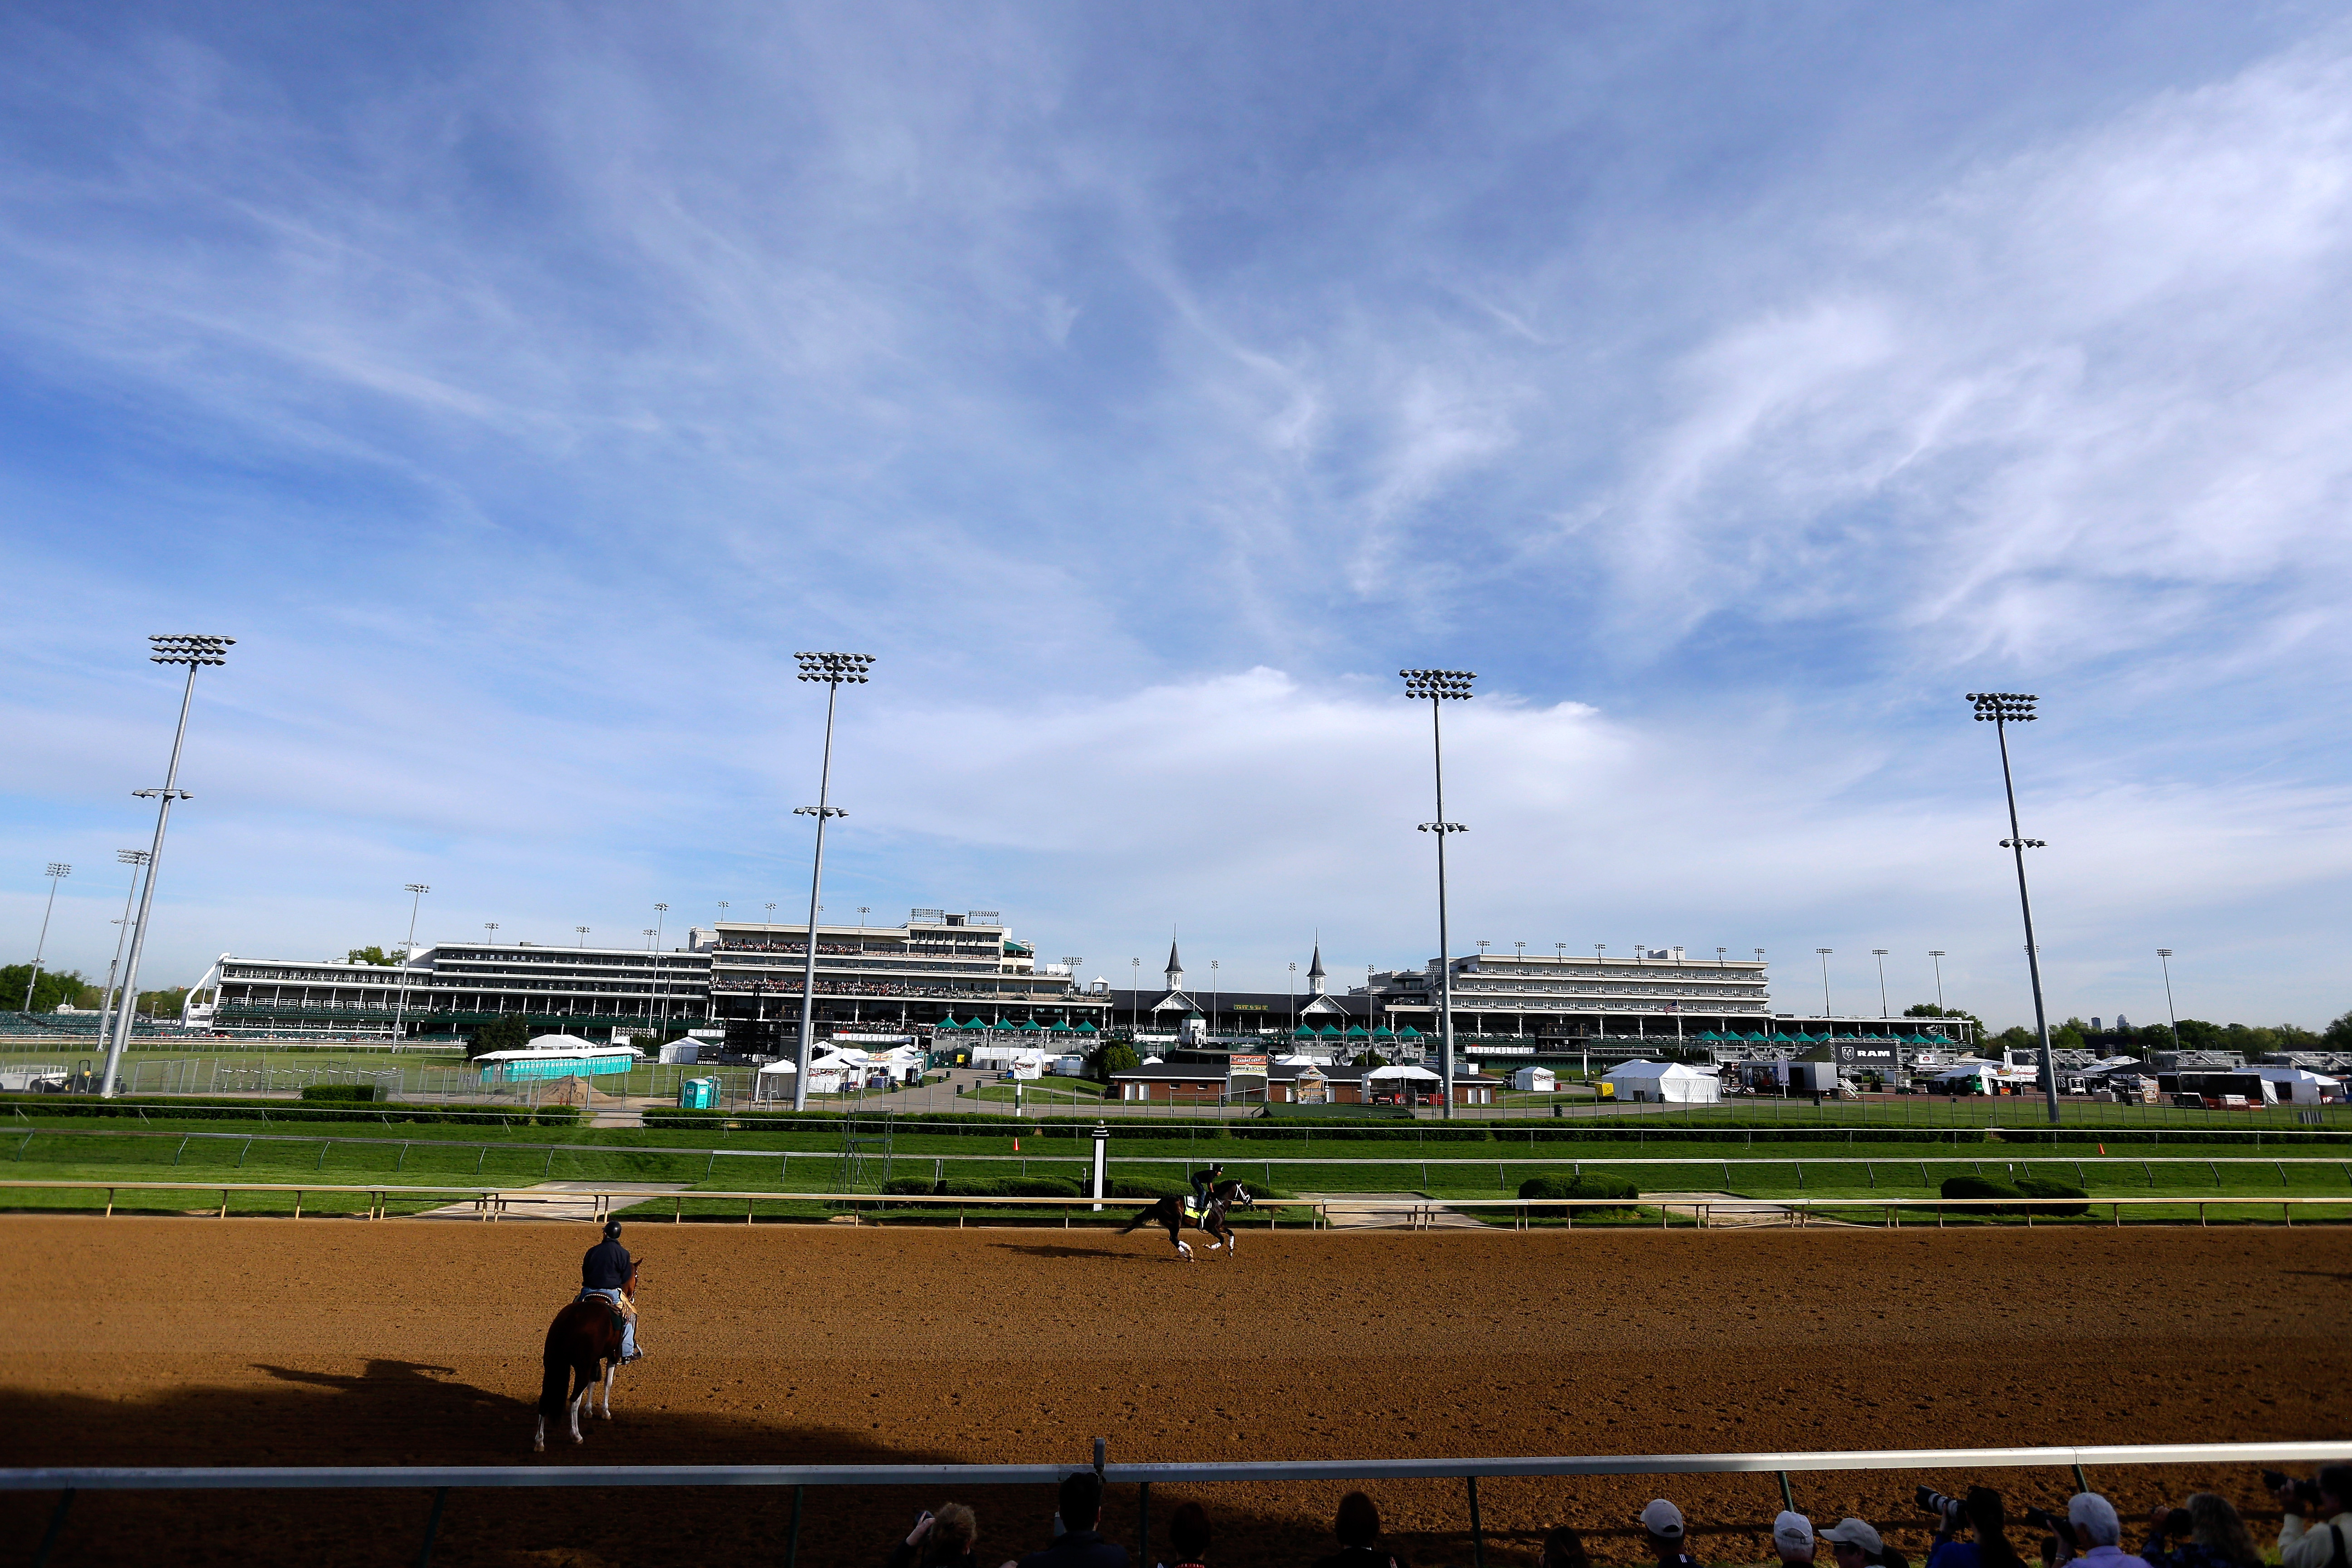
{"left": 534, "top": 1262, "right": 635, "bottom": 1451}
{"left": 1120, "top": 1178, "right": 1254, "bottom": 1260}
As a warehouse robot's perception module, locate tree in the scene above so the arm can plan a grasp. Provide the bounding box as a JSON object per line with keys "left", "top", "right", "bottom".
{"left": 137, "top": 987, "right": 190, "bottom": 1020}
{"left": 2326, "top": 1009, "right": 2352, "bottom": 1051}
{"left": 2174, "top": 1019, "right": 2225, "bottom": 1052}
{"left": 469, "top": 1015, "right": 529, "bottom": 1060}
{"left": 1904, "top": 1002, "right": 1987, "bottom": 1045}
{"left": 2052, "top": 1018, "right": 2089, "bottom": 1053}
{"left": 1088, "top": 1042, "right": 1139, "bottom": 1083}
{"left": 347, "top": 946, "right": 397, "bottom": 966}
{"left": 1990, "top": 1024, "right": 2036, "bottom": 1055}
{"left": 1, "top": 965, "right": 98, "bottom": 1014}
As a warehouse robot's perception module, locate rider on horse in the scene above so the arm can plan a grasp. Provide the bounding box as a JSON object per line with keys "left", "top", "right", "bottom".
{"left": 580, "top": 1218, "right": 643, "bottom": 1363}
{"left": 1189, "top": 1161, "right": 1226, "bottom": 1221}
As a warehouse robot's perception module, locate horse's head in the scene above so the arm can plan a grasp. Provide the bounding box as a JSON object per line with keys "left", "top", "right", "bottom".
{"left": 1219, "top": 1181, "right": 1255, "bottom": 1210}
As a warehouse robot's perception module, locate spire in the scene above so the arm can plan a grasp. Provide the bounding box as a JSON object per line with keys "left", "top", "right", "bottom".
{"left": 1308, "top": 937, "right": 1327, "bottom": 995}
{"left": 1165, "top": 932, "right": 1183, "bottom": 989}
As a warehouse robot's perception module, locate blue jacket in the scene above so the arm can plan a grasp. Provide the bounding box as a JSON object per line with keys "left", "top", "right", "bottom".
{"left": 1015, "top": 1529, "right": 1128, "bottom": 1568}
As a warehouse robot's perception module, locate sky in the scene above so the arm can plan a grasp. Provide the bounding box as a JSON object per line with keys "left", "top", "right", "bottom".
{"left": 4, "top": 2, "right": 2351, "bottom": 1032}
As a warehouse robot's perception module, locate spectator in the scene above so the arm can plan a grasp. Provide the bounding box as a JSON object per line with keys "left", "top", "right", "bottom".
{"left": 1825, "top": 1518, "right": 1909, "bottom": 1568}
{"left": 1312, "top": 1492, "right": 1403, "bottom": 1568}
{"left": 1929, "top": 1488, "right": 2029, "bottom": 1568}
{"left": 1642, "top": 1500, "right": 1701, "bottom": 1568}
{"left": 1774, "top": 1512, "right": 1818, "bottom": 1566}
{"left": 892, "top": 1504, "right": 980, "bottom": 1568}
{"left": 2276, "top": 1466, "right": 2352, "bottom": 1568}
{"left": 1163, "top": 1501, "right": 1210, "bottom": 1568}
{"left": 2141, "top": 1495, "right": 2261, "bottom": 1568}
{"left": 1003, "top": 1473, "right": 1126, "bottom": 1568}
{"left": 1539, "top": 1526, "right": 1591, "bottom": 1568}
{"left": 2058, "top": 1495, "right": 2151, "bottom": 1568}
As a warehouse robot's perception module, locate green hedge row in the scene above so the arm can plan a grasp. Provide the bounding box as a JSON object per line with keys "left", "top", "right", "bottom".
{"left": 1939, "top": 1173, "right": 2090, "bottom": 1215}
{"left": 297, "top": 1084, "right": 378, "bottom": 1104}
{"left": 1, "top": 1095, "right": 584, "bottom": 1128}
{"left": 1516, "top": 1172, "right": 1642, "bottom": 1213}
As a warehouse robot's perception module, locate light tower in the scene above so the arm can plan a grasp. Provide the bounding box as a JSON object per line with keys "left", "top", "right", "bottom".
{"left": 20, "top": 862, "right": 69, "bottom": 1010}
{"left": 392, "top": 884, "right": 429, "bottom": 1044}
{"left": 1401, "top": 667, "right": 1474, "bottom": 1117}
{"left": 789, "top": 651, "right": 874, "bottom": 1110}
{"left": 101, "top": 633, "right": 232, "bottom": 1098}
{"left": 1970, "top": 691, "right": 2059, "bottom": 1124}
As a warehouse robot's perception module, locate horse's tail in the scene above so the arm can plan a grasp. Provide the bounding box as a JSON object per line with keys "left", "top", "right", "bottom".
{"left": 538, "top": 1352, "right": 570, "bottom": 1423}
{"left": 1118, "top": 1198, "right": 1165, "bottom": 1235}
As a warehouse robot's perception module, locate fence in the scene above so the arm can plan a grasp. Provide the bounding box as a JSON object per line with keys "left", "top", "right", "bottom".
{"left": 3, "top": 1179, "right": 2348, "bottom": 1229}
{"left": 5, "top": 1440, "right": 2342, "bottom": 1568}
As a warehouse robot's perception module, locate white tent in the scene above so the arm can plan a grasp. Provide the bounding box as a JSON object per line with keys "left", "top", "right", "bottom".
{"left": 1601, "top": 1060, "right": 1720, "bottom": 1104}
{"left": 1365, "top": 1063, "right": 1442, "bottom": 1082}
{"left": 2250, "top": 1065, "right": 2340, "bottom": 1102}
{"left": 1508, "top": 1065, "right": 1556, "bottom": 1093}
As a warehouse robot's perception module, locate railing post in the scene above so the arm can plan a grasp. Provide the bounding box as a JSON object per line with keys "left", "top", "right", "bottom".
{"left": 414, "top": 1486, "right": 450, "bottom": 1567}
{"left": 1779, "top": 1470, "right": 1796, "bottom": 1512}
{"left": 784, "top": 1484, "right": 805, "bottom": 1568}
{"left": 30, "top": 1486, "right": 72, "bottom": 1568}
{"left": 1467, "top": 1473, "right": 1485, "bottom": 1568}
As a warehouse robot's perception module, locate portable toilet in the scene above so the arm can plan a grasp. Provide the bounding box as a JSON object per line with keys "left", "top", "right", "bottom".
{"left": 677, "top": 1076, "right": 719, "bottom": 1110}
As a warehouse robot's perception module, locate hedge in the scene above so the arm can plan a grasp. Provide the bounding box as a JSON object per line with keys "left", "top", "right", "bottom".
{"left": 1516, "top": 1171, "right": 1642, "bottom": 1214}
{"left": 297, "top": 1084, "right": 378, "bottom": 1104}
{"left": 0, "top": 1095, "right": 584, "bottom": 1128}
{"left": 1939, "top": 1173, "right": 2089, "bottom": 1216}
{"left": 880, "top": 1175, "right": 1083, "bottom": 1199}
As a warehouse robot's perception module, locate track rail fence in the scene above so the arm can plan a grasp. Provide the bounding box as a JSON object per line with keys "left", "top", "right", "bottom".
{"left": 2, "top": 1179, "right": 2349, "bottom": 1229}
{"left": 6, "top": 1441, "right": 2344, "bottom": 1568}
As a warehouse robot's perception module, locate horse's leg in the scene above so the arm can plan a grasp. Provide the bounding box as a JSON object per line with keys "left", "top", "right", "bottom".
{"left": 533, "top": 1413, "right": 546, "bottom": 1453}
{"left": 569, "top": 1367, "right": 590, "bottom": 1443}
{"left": 601, "top": 1358, "right": 617, "bottom": 1419}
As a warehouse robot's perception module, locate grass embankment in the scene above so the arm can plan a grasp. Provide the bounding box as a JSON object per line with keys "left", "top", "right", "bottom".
{"left": 4, "top": 1109, "right": 2349, "bottom": 1225}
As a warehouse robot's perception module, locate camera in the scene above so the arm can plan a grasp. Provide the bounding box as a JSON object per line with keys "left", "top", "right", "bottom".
{"left": 2022, "top": 1504, "right": 2078, "bottom": 1552}
{"left": 2264, "top": 1472, "right": 2323, "bottom": 1512}
{"left": 1917, "top": 1489, "right": 1967, "bottom": 1525}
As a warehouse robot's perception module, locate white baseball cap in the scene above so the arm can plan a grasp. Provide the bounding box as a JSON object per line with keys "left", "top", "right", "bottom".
{"left": 1642, "top": 1500, "right": 1686, "bottom": 1540}
{"left": 1821, "top": 1519, "right": 1884, "bottom": 1555}
{"left": 2068, "top": 1494, "right": 2121, "bottom": 1546}
{"left": 1775, "top": 1511, "right": 1817, "bottom": 1553}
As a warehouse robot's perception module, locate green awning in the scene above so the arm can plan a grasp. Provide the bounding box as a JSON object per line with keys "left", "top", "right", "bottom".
{"left": 1294, "top": 1026, "right": 1317, "bottom": 1038}
{"left": 1371, "top": 1025, "right": 1396, "bottom": 1038}
{"left": 1397, "top": 1024, "right": 1423, "bottom": 1039}
{"left": 1343, "top": 1024, "right": 1370, "bottom": 1038}
{"left": 1075, "top": 1020, "right": 1098, "bottom": 1033}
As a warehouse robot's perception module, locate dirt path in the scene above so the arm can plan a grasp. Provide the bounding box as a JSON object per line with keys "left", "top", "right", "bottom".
{"left": 3, "top": 1218, "right": 2346, "bottom": 1567}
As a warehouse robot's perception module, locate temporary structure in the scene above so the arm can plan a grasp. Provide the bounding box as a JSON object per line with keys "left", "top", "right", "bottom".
{"left": 1599, "top": 1060, "right": 1720, "bottom": 1104}
{"left": 1508, "top": 1065, "right": 1557, "bottom": 1093}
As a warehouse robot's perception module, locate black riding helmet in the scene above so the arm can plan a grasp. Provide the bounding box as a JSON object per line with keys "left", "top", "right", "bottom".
{"left": 603, "top": 1219, "right": 622, "bottom": 1241}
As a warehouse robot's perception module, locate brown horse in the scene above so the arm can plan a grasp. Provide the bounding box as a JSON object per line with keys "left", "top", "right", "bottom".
{"left": 534, "top": 1262, "right": 636, "bottom": 1451}
{"left": 1119, "top": 1179, "right": 1254, "bottom": 1260}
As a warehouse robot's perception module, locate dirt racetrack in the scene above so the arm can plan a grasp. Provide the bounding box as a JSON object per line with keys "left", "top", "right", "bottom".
{"left": 5, "top": 1217, "right": 2348, "bottom": 1567}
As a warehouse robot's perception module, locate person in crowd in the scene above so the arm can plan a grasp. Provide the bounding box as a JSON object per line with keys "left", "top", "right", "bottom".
{"left": 2276, "top": 1466, "right": 2352, "bottom": 1568}
{"left": 1001, "top": 1473, "right": 1127, "bottom": 1568}
{"left": 1929, "top": 1487, "right": 2029, "bottom": 1568}
{"left": 1642, "top": 1499, "right": 1701, "bottom": 1568}
{"left": 891, "top": 1504, "right": 980, "bottom": 1568}
{"left": 1772, "top": 1512, "right": 1817, "bottom": 1566}
{"left": 2053, "top": 1495, "right": 2151, "bottom": 1568}
{"left": 2141, "top": 1495, "right": 2262, "bottom": 1568}
{"left": 1312, "top": 1492, "right": 1403, "bottom": 1568}
{"left": 1825, "top": 1517, "right": 1909, "bottom": 1568}
{"left": 1538, "top": 1525, "right": 1590, "bottom": 1568}
{"left": 1161, "top": 1501, "right": 1209, "bottom": 1568}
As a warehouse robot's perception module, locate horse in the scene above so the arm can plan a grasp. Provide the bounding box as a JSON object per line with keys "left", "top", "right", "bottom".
{"left": 1119, "top": 1178, "right": 1255, "bottom": 1260}
{"left": 534, "top": 1262, "right": 636, "bottom": 1451}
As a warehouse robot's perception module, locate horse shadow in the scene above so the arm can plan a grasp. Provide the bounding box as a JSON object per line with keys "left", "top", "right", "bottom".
{"left": 990, "top": 1242, "right": 1128, "bottom": 1260}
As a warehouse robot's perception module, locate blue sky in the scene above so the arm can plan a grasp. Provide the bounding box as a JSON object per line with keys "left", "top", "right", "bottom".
{"left": 5, "top": 3, "right": 2350, "bottom": 1030}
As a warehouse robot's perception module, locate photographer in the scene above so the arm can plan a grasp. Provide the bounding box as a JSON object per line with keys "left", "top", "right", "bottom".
{"left": 2141, "top": 1494, "right": 2261, "bottom": 1568}
{"left": 2041, "top": 1494, "right": 2150, "bottom": 1568}
{"left": 1922, "top": 1487, "right": 2029, "bottom": 1568}
{"left": 2273, "top": 1465, "right": 2352, "bottom": 1568}
{"left": 891, "top": 1504, "right": 980, "bottom": 1568}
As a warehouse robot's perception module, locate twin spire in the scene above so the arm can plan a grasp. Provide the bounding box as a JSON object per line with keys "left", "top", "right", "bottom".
{"left": 1161, "top": 932, "right": 1324, "bottom": 993}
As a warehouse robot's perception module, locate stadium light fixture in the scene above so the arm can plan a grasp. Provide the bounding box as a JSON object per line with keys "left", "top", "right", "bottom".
{"left": 391, "top": 884, "right": 430, "bottom": 1044}
{"left": 1402, "top": 667, "right": 1474, "bottom": 1114}
{"left": 20, "top": 862, "right": 69, "bottom": 1011}
{"left": 1929, "top": 950, "right": 1946, "bottom": 1010}
{"left": 93, "top": 850, "right": 150, "bottom": 1054}
{"left": 484, "top": 923, "right": 499, "bottom": 943}
{"left": 789, "top": 652, "right": 874, "bottom": 1110}
{"left": 1969, "top": 691, "right": 2059, "bottom": 1124}
{"left": 1816, "top": 949, "right": 1834, "bottom": 1018}
{"left": 101, "top": 634, "right": 232, "bottom": 1098}
{"left": 2156, "top": 949, "right": 2180, "bottom": 1052}
{"left": 1872, "top": 949, "right": 1890, "bottom": 1017}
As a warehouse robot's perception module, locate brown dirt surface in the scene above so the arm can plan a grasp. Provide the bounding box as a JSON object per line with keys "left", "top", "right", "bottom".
{"left": 4, "top": 1217, "right": 2347, "bottom": 1567}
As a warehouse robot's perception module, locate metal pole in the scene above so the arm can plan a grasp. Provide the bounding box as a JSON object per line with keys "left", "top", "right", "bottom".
{"left": 392, "top": 884, "right": 427, "bottom": 1045}
{"left": 104, "top": 653, "right": 212, "bottom": 1098}
{"left": 794, "top": 682, "right": 841, "bottom": 1112}
{"left": 1930, "top": 950, "right": 1945, "bottom": 1010}
{"left": 653, "top": 904, "right": 669, "bottom": 1038}
{"left": 2157, "top": 949, "right": 2179, "bottom": 1054}
{"left": 1872, "top": 949, "right": 1889, "bottom": 1017}
{"left": 1431, "top": 695, "right": 1457, "bottom": 1121}
{"left": 93, "top": 853, "right": 147, "bottom": 1054}
{"left": 20, "top": 864, "right": 68, "bottom": 1010}
{"left": 1817, "top": 949, "right": 1832, "bottom": 1019}
{"left": 1991, "top": 713, "right": 2059, "bottom": 1125}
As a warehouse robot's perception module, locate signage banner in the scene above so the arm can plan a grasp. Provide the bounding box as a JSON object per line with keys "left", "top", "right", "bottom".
{"left": 1227, "top": 1053, "right": 1269, "bottom": 1076}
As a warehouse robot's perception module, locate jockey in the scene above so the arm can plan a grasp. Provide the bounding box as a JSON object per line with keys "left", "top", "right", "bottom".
{"left": 1189, "top": 1161, "right": 1226, "bottom": 1220}
{"left": 579, "top": 1218, "right": 643, "bottom": 1363}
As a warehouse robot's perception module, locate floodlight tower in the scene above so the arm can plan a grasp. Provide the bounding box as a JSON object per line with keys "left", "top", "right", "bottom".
{"left": 101, "top": 634, "right": 232, "bottom": 1098}
{"left": 1402, "top": 668, "right": 1475, "bottom": 1118}
{"left": 20, "top": 863, "right": 69, "bottom": 1010}
{"left": 1970, "top": 691, "right": 2059, "bottom": 1124}
{"left": 789, "top": 651, "right": 874, "bottom": 1110}
{"left": 1871, "top": 949, "right": 1890, "bottom": 1017}
{"left": 2156, "top": 949, "right": 2180, "bottom": 1051}
{"left": 391, "top": 884, "right": 429, "bottom": 1044}
{"left": 1929, "top": 950, "right": 1947, "bottom": 1009}
{"left": 93, "top": 850, "right": 150, "bottom": 1051}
